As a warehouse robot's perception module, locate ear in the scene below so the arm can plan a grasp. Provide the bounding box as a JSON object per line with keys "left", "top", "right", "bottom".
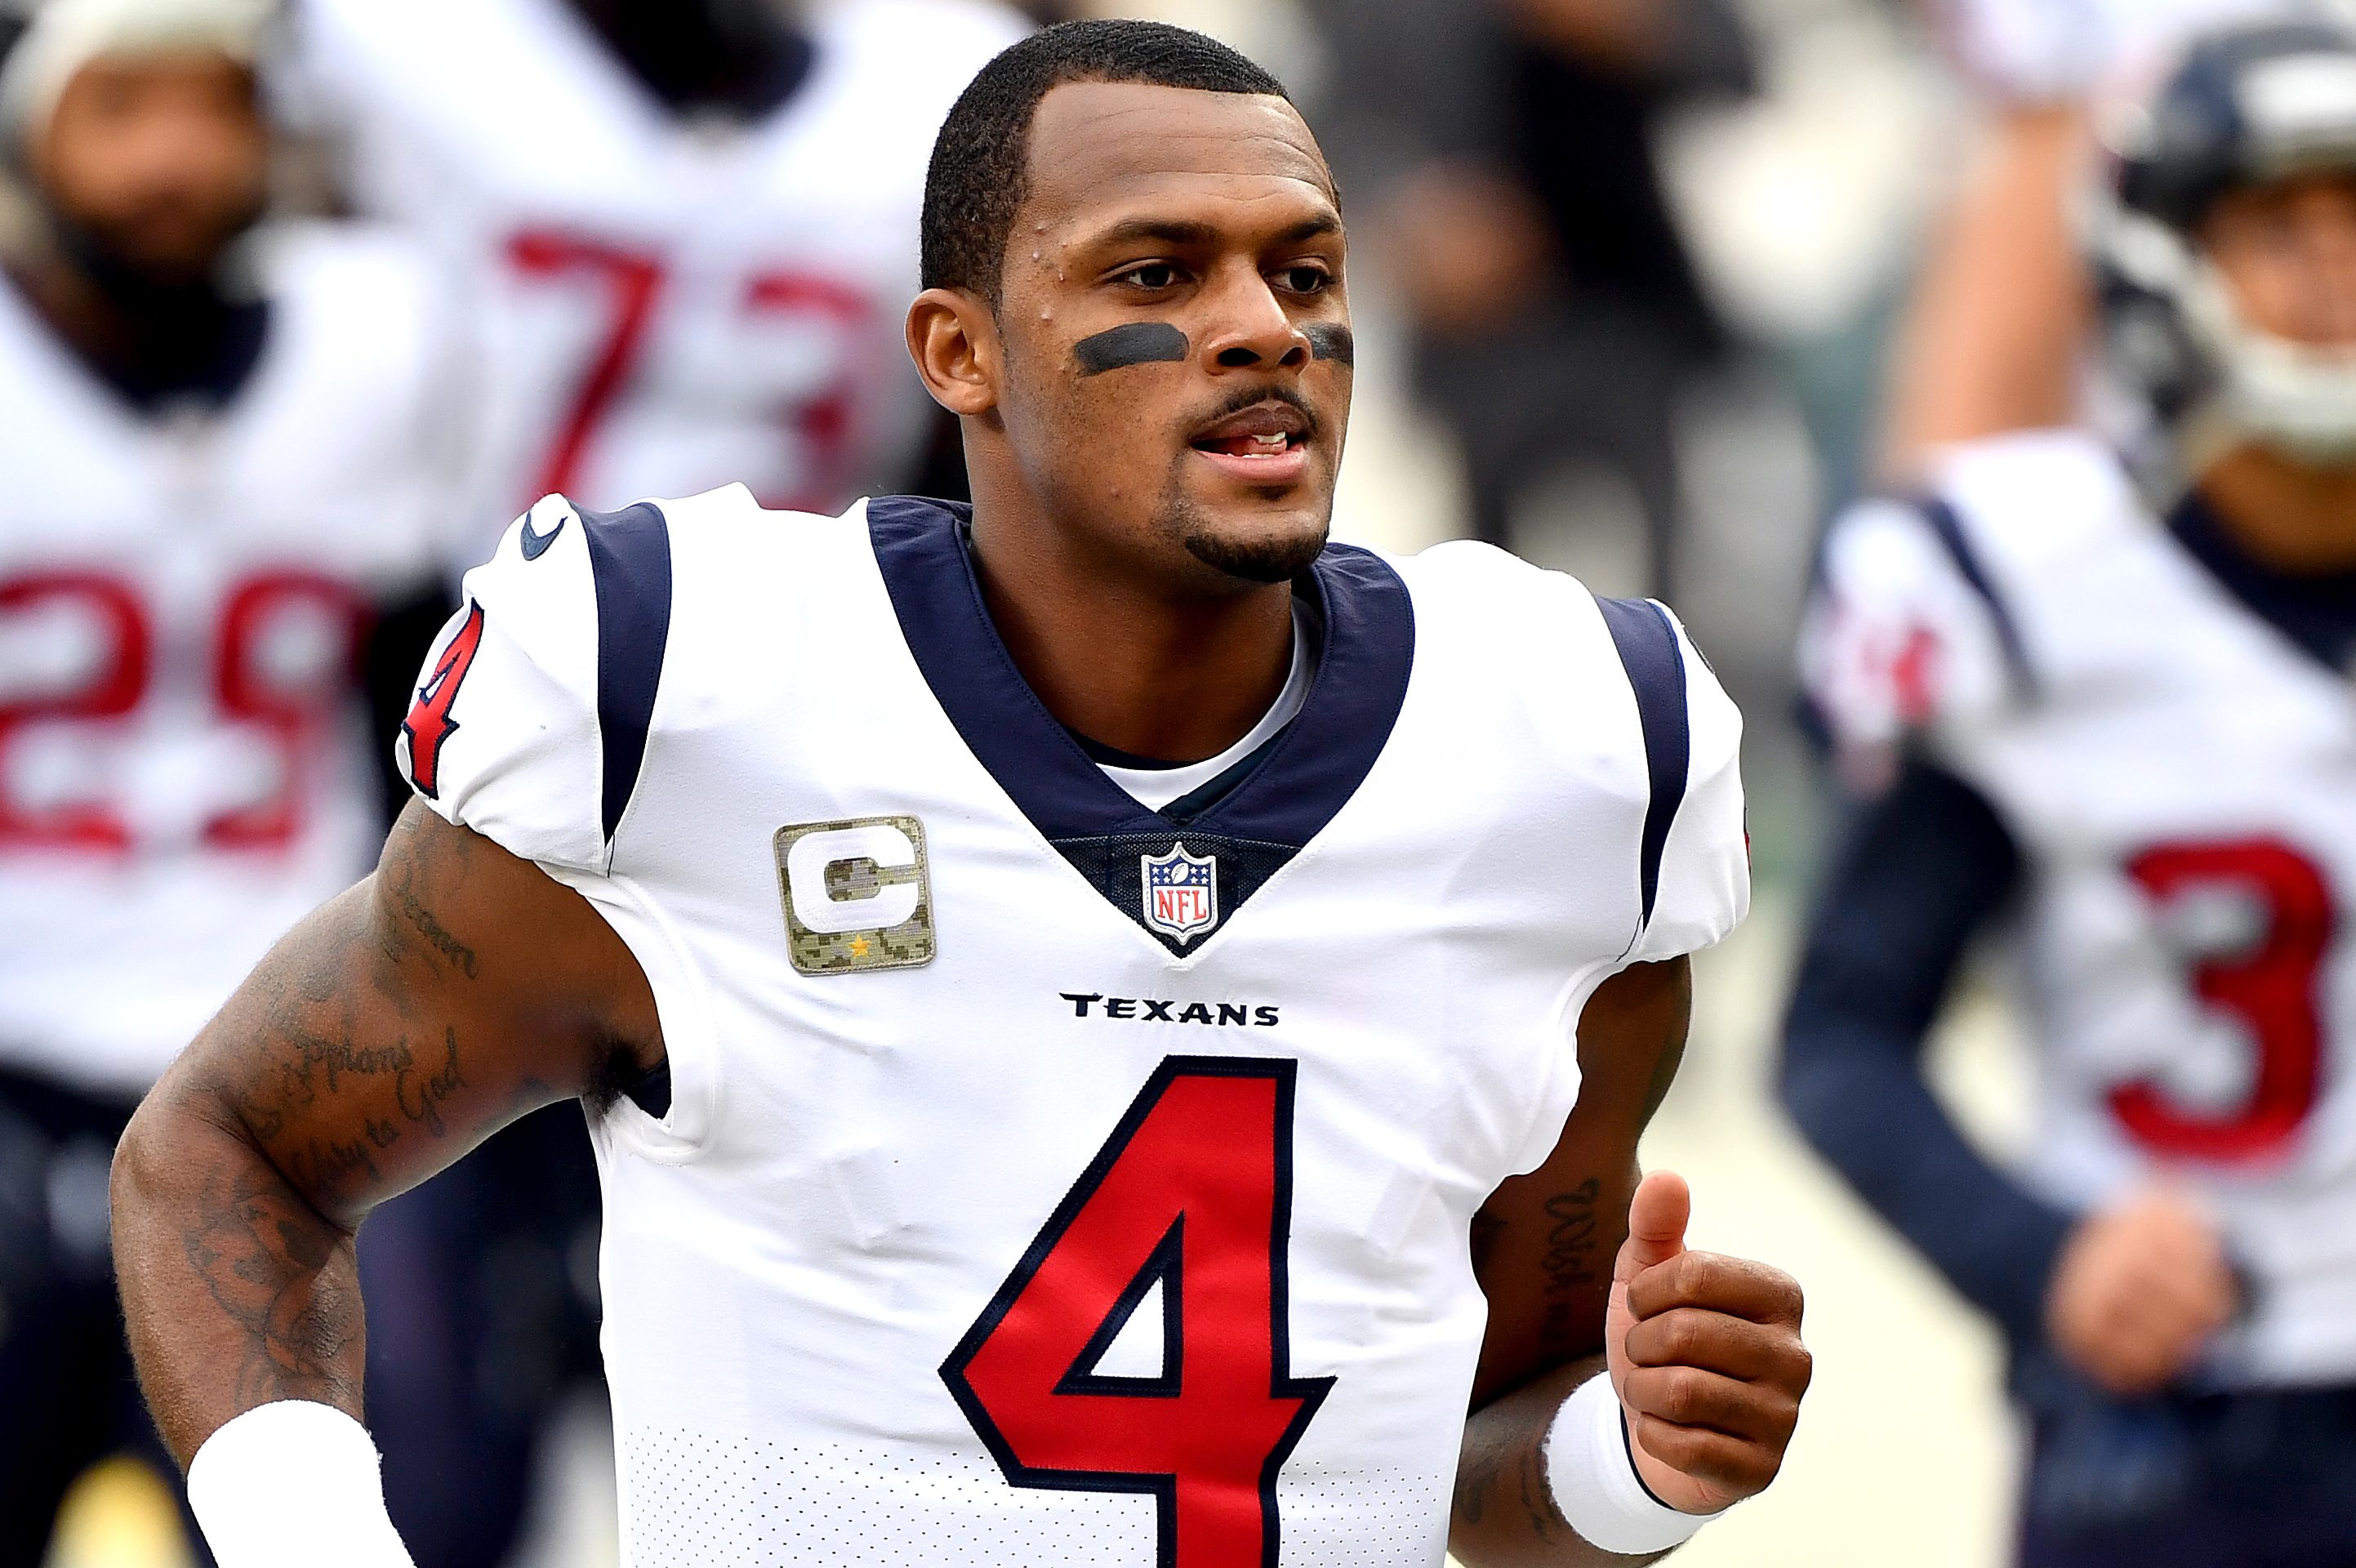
{"left": 906, "top": 287, "right": 1002, "bottom": 418}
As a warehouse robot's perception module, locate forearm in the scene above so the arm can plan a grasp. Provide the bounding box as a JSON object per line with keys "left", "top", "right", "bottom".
{"left": 1882, "top": 105, "right": 2089, "bottom": 470}
{"left": 1452, "top": 1358, "right": 1670, "bottom": 1566}
{"left": 113, "top": 1084, "right": 367, "bottom": 1467}
{"left": 1780, "top": 1018, "right": 2073, "bottom": 1340}
{"left": 1778, "top": 760, "right": 2069, "bottom": 1340}
{"left": 109, "top": 808, "right": 651, "bottom": 1470}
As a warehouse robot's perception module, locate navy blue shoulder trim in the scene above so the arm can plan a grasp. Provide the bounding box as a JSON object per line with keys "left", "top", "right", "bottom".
{"left": 578, "top": 501, "right": 674, "bottom": 844}
{"left": 1915, "top": 497, "right": 2035, "bottom": 690}
{"left": 1597, "top": 597, "right": 1690, "bottom": 929}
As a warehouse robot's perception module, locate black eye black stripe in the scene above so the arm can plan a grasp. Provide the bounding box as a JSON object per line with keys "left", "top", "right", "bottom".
{"left": 1073, "top": 322, "right": 1190, "bottom": 375}
{"left": 1303, "top": 323, "right": 1352, "bottom": 365}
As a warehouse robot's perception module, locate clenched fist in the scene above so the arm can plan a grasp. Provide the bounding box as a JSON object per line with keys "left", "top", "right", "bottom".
{"left": 1606, "top": 1171, "right": 1812, "bottom": 1516}
{"left": 2046, "top": 1186, "right": 2237, "bottom": 1396}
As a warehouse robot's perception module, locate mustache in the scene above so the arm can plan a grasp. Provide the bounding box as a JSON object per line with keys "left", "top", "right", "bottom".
{"left": 1182, "top": 383, "right": 1321, "bottom": 443}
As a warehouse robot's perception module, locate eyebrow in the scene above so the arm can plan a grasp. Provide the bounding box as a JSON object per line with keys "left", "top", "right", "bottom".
{"left": 1084, "top": 212, "right": 1343, "bottom": 252}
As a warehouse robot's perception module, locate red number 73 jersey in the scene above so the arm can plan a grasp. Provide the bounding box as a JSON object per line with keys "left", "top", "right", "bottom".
{"left": 287, "top": 0, "right": 1031, "bottom": 519}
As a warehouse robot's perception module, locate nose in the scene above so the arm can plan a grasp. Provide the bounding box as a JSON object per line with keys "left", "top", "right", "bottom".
{"left": 1197, "top": 263, "right": 1310, "bottom": 373}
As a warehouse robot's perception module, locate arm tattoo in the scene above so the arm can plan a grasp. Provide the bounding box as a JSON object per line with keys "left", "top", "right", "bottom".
{"left": 119, "top": 807, "right": 646, "bottom": 1464}
{"left": 169, "top": 831, "right": 479, "bottom": 1405}
{"left": 1454, "top": 1359, "right": 1681, "bottom": 1567}
{"left": 378, "top": 811, "right": 480, "bottom": 979}
{"left": 178, "top": 1155, "right": 366, "bottom": 1415}
{"left": 1539, "top": 1179, "right": 1604, "bottom": 1358}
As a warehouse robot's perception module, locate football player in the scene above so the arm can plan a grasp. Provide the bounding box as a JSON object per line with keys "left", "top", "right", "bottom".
{"left": 1789, "top": 17, "right": 2356, "bottom": 1563}
{"left": 1884, "top": 0, "right": 2294, "bottom": 470}
{"left": 114, "top": 23, "right": 1812, "bottom": 1566}
{"left": 0, "top": 0, "right": 469, "bottom": 1556}
{"left": 284, "top": 0, "right": 1030, "bottom": 522}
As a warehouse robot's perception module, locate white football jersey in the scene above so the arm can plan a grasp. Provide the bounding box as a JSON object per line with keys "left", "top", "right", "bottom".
{"left": 1807, "top": 429, "right": 2356, "bottom": 1388}
{"left": 285, "top": 0, "right": 1028, "bottom": 526}
{"left": 405, "top": 487, "right": 1748, "bottom": 1566}
{"left": 0, "top": 223, "right": 470, "bottom": 1098}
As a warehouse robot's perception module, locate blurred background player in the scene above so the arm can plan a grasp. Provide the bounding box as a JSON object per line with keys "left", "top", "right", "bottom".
{"left": 1788, "top": 16, "right": 2356, "bottom": 1563}
{"left": 1882, "top": 0, "right": 2302, "bottom": 471}
{"left": 1303, "top": 0, "right": 1753, "bottom": 597}
{"left": 0, "top": 0, "right": 470, "bottom": 1557}
{"left": 282, "top": 0, "right": 1031, "bottom": 524}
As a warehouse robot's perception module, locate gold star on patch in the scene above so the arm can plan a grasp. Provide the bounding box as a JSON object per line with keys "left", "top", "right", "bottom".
{"left": 848, "top": 935, "right": 871, "bottom": 958}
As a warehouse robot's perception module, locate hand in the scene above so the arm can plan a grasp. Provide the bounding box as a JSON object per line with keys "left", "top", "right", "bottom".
{"left": 2046, "top": 1186, "right": 2237, "bottom": 1396}
{"left": 1606, "top": 1170, "right": 1810, "bottom": 1515}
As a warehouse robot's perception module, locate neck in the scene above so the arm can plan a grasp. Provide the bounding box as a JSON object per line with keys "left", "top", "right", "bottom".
{"left": 2197, "top": 444, "right": 2356, "bottom": 574}
{"left": 965, "top": 479, "right": 1298, "bottom": 765}
{"left": 568, "top": 0, "right": 804, "bottom": 118}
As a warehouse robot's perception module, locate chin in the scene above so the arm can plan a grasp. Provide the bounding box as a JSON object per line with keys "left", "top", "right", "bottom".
{"left": 1178, "top": 505, "right": 1331, "bottom": 585}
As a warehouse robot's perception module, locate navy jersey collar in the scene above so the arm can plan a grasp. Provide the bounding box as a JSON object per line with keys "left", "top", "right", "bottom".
{"left": 2169, "top": 491, "right": 2356, "bottom": 677}
{"left": 867, "top": 496, "right": 1414, "bottom": 938}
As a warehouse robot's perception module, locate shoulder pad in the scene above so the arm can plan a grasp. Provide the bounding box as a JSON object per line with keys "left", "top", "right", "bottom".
{"left": 397, "top": 493, "right": 676, "bottom": 871}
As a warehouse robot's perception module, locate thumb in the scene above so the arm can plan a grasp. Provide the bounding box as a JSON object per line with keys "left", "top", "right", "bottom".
{"left": 1617, "top": 1169, "right": 1690, "bottom": 1283}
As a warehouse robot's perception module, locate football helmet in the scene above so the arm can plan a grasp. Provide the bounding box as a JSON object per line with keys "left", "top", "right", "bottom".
{"left": 2092, "top": 16, "right": 2356, "bottom": 466}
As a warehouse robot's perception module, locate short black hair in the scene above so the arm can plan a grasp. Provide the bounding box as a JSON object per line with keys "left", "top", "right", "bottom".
{"left": 920, "top": 19, "right": 1290, "bottom": 303}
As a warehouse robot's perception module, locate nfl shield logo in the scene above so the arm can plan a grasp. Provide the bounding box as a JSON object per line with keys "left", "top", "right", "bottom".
{"left": 1141, "top": 844, "right": 1219, "bottom": 945}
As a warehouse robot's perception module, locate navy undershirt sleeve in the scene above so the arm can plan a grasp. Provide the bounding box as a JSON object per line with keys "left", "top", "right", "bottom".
{"left": 1778, "top": 759, "right": 2078, "bottom": 1348}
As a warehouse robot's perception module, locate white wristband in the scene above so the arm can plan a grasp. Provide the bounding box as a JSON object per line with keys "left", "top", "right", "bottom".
{"left": 186, "top": 1401, "right": 416, "bottom": 1568}
{"left": 1543, "top": 1374, "right": 1724, "bottom": 1556}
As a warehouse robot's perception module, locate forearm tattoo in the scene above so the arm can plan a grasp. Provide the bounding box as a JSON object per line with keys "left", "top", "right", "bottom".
{"left": 163, "top": 813, "right": 487, "bottom": 1409}
{"left": 1538, "top": 1179, "right": 1605, "bottom": 1360}
{"left": 176, "top": 1156, "right": 367, "bottom": 1414}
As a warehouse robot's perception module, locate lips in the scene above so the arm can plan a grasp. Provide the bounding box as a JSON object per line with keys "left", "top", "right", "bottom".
{"left": 1188, "top": 399, "right": 1311, "bottom": 457}
{"left": 1186, "top": 400, "right": 1316, "bottom": 490}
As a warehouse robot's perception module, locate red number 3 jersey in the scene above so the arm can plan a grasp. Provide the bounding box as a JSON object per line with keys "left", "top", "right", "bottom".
{"left": 0, "top": 224, "right": 470, "bottom": 1098}
{"left": 1805, "top": 429, "right": 2356, "bottom": 1389}
{"left": 405, "top": 488, "right": 1749, "bottom": 1566}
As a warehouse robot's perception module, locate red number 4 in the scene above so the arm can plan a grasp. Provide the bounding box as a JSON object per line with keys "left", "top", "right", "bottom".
{"left": 401, "top": 601, "right": 486, "bottom": 800}
{"left": 942, "top": 1058, "right": 1334, "bottom": 1568}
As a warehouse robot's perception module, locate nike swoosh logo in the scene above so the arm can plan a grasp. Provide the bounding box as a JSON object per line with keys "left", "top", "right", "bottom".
{"left": 519, "top": 514, "right": 565, "bottom": 560}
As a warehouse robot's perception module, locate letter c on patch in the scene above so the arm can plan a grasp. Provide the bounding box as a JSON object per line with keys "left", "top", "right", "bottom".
{"left": 786, "top": 822, "right": 923, "bottom": 934}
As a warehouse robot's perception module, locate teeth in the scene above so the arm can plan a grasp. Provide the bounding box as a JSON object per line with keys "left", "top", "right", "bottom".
{"left": 1248, "top": 434, "right": 1287, "bottom": 452}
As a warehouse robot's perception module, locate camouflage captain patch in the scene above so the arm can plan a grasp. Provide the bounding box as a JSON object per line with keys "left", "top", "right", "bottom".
{"left": 775, "top": 817, "right": 936, "bottom": 975}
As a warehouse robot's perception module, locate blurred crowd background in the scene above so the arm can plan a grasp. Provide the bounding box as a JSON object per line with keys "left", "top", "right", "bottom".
{"left": 0, "top": 0, "right": 2283, "bottom": 1563}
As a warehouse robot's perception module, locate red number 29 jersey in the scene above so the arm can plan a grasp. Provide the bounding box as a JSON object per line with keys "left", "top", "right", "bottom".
{"left": 0, "top": 224, "right": 471, "bottom": 1097}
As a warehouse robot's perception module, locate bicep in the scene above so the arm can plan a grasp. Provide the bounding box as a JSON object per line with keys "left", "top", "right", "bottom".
{"left": 1468, "top": 957, "right": 1691, "bottom": 1405}
{"left": 166, "top": 802, "right": 661, "bottom": 1228}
